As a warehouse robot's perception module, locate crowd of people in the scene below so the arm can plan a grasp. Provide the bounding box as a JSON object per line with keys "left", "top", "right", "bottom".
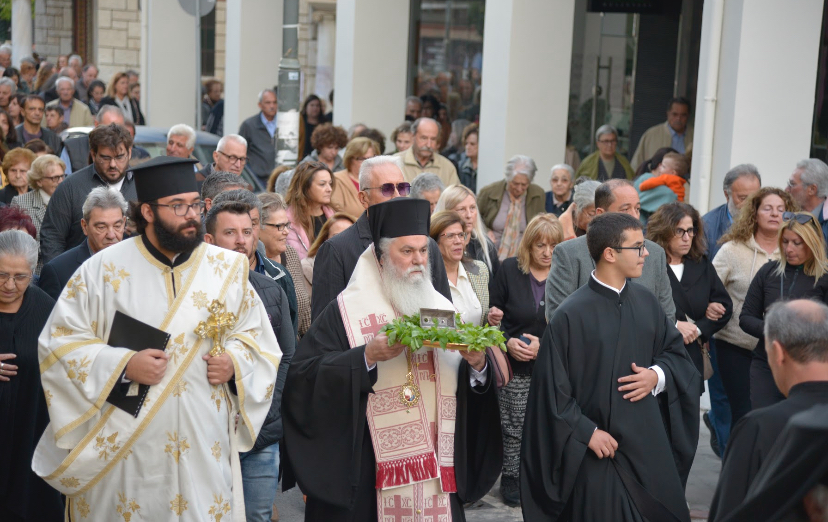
{"left": 0, "top": 48, "right": 826, "bottom": 522}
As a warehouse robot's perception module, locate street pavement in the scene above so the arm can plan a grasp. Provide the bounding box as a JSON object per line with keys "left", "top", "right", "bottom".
{"left": 271, "top": 411, "right": 721, "bottom": 522}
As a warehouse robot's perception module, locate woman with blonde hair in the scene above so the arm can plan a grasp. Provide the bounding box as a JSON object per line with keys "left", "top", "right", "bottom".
{"left": 489, "top": 213, "right": 562, "bottom": 506}
{"left": 285, "top": 161, "right": 335, "bottom": 259}
{"left": 300, "top": 211, "right": 356, "bottom": 299}
{"left": 712, "top": 187, "right": 798, "bottom": 426}
{"left": 99, "top": 71, "right": 145, "bottom": 124}
{"left": 435, "top": 184, "right": 498, "bottom": 274}
{"left": 739, "top": 211, "right": 828, "bottom": 409}
{"left": 329, "top": 137, "right": 379, "bottom": 218}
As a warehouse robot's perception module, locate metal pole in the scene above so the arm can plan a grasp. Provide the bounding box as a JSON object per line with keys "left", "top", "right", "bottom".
{"left": 276, "top": 0, "right": 301, "bottom": 167}
{"left": 195, "top": 0, "right": 202, "bottom": 130}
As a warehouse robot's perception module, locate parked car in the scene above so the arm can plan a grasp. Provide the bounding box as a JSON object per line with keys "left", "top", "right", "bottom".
{"left": 61, "top": 126, "right": 266, "bottom": 192}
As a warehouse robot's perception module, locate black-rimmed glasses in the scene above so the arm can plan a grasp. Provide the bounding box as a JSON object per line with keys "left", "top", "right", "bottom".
{"left": 149, "top": 202, "right": 205, "bottom": 216}
{"left": 262, "top": 221, "right": 291, "bottom": 231}
{"left": 216, "top": 150, "right": 248, "bottom": 164}
{"left": 615, "top": 245, "right": 647, "bottom": 257}
{"left": 362, "top": 182, "right": 411, "bottom": 197}
{"left": 674, "top": 227, "right": 696, "bottom": 238}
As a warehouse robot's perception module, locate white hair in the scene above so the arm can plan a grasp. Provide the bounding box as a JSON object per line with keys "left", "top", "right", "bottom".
{"left": 796, "top": 158, "right": 828, "bottom": 198}
{"left": 410, "top": 172, "right": 444, "bottom": 199}
{"left": 0, "top": 230, "right": 38, "bottom": 272}
{"left": 504, "top": 154, "right": 537, "bottom": 183}
{"left": 68, "top": 54, "right": 82, "bottom": 66}
{"left": 82, "top": 186, "right": 128, "bottom": 222}
{"left": 551, "top": 163, "right": 575, "bottom": 179}
{"left": 378, "top": 237, "right": 433, "bottom": 316}
{"left": 217, "top": 133, "right": 247, "bottom": 153}
{"left": 0, "top": 77, "right": 17, "bottom": 95}
{"left": 595, "top": 124, "right": 617, "bottom": 142}
{"left": 55, "top": 76, "right": 75, "bottom": 90}
{"left": 258, "top": 88, "right": 277, "bottom": 103}
{"left": 0, "top": 44, "right": 11, "bottom": 56}
{"left": 358, "top": 155, "right": 403, "bottom": 191}
{"left": 572, "top": 179, "right": 600, "bottom": 219}
{"left": 168, "top": 123, "right": 196, "bottom": 149}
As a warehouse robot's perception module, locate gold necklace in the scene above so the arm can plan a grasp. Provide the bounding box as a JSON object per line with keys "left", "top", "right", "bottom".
{"left": 398, "top": 347, "right": 421, "bottom": 413}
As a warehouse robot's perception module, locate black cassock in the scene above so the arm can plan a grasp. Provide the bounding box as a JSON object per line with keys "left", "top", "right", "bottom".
{"left": 708, "top": 381, "right": 828, "bottom": 521}
{"left": 282, "top": 302, "right": 503, "bottom": 522}
{"left": 520, "top": 278, "right": 700, "bottom": 522}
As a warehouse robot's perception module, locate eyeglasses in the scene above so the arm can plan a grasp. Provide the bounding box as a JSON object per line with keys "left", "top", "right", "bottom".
{"left": 597, "top": 139, "right": 617, "bottom": 145}
{"left": 783, "top": 211, "right": 820, "bottom": 228}
{"left": 441, "top": 231, "right": 468, "bottom": 242}
{"left": 217, "top": 150, "right": 248, "bottom": 165}
{"left": 0, "top": 272, "right": 32, "bottom": 286}
{"left": 149, "top": 202, "right": 205, "bottom": 216}
{"left": 42, "top": 174, "right": 66, "bottom": 182}
{"left": 674, "top": 227, "right": 696, "bottom": 238}
{"left": 96, "top": 153, "right": 128, "bottom": 163}
{"left": 614, "top": 245, "right": 647, "bottom": 257}
{"left": 363, "top": 182, "right": 411, "bottom": 197}
{"left": 262, "top": 221, "right": 291, "bottom": 231}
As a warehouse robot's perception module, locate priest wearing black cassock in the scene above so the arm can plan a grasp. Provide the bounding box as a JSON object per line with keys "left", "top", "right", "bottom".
{"left": 709, "top": 299, "right": 828, "bottom": 521}
{"left": 520, "top": 212, "right": 700, "bottom": 522}
{"left": 282, "top": 197, "right": 502, "bottom": 522}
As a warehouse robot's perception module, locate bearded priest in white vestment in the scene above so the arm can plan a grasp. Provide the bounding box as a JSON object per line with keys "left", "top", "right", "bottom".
{"left": 33, "top": 157, "right": 281, "bottom": 522}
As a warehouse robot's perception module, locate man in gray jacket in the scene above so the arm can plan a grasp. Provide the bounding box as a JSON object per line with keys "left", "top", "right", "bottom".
{"left": 238, "top": 88, "right": 278, "bottom": 181}
{"left": 546, "top": 179, "right": 676, "bottom": 323}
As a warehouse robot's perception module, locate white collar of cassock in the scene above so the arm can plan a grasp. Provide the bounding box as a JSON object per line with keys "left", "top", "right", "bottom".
{"left": 590, "top": 270, "right": 626, "bottom": 295}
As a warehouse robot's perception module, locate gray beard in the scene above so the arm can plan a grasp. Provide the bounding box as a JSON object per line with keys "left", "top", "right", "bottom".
{"left": 380, "top": 258, "right": 434, "bottom": 316}
{"left": 727, "top": 198, "right": 739, "bottom": 220}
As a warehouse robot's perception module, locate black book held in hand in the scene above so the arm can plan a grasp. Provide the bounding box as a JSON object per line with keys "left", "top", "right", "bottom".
{"left": 106, "top": 310, "right": 171, "bottom": 417}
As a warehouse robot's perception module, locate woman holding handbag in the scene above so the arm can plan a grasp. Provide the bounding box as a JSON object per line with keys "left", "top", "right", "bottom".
{"left": 489, "top": 213, "right": 562, "bottom": 507}
{"left": 739, "top": 212, "right": 828, "bottom": 409}
{"left": 647, "top": 202, "right": 733, "bottom": 395}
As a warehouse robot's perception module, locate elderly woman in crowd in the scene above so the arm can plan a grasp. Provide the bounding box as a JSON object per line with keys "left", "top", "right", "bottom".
{"left": 0, "top": 148, "right": 36, "bottom": 205}
{"left": 430, "top": 210, "right": 494, "bottom": 329}
{"left": 435, "top": 184, "right": 499, "bottom": 275}
{"left": 0, "top": 230, "right": 63, "bottom": 521}
{"left": 390, "top": 122, "right": 413, "bottom": 154}
{"left": 739, "top": 211, "right": 828, "bottom": 409}
{"left": 11, "top": 155, "right": 65, "bottom": 273}
{"left": 285, "top": 161, "right": 336, "bottom": 260}
{"left": 545, "top": 163, "right": 575, "bottom": 216}
{"left": 478, "top": 155, "right": 546, "bottom": 260}
{"left": 555, "top": 178, "right": 600, "bottom": 241}
{"left": 489, "top": 213, "right": 563, "bottom": 506}
{"left": 330, "top": 137, "right": 379, "bottom": 218}
{"left": 300, "top": 123, "right": 347, "bottom": 173}
{"left": 647, "top": 202, "right": 733, "bottom": 396}
{"left": 575, "top": 124, "right": 635, "bottom": 181}
{"left": 100, "top": 71, "right": 145, "bottom": 124}
{"left": 457, "top": 123, "right": 479, "bottom": 192}
{"left": 410, "top": 172, "right": 445, "bottom": 214}
{"left": 713, "top": 187, "right": 797, "bottom": 427}
{"left": 259, "top": 192, "right": 312, "bottom": 338}
{"left": 300, "top": 211, "right": 356, "bottom": 300}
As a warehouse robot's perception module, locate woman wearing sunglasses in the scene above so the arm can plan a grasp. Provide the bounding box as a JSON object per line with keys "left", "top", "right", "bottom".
{"left": 712, "top": 187, "right": 798, "bottom": 427}
{"left": 739, "top": 211, "right": 828, "bottom": 409}
{"left": 647, "top": 202, "right": 733, "bottom": 396}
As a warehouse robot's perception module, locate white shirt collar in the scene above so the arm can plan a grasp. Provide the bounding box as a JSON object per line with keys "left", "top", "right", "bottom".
{"left": 591, "top": 270, "right": 625, "bottom": 295}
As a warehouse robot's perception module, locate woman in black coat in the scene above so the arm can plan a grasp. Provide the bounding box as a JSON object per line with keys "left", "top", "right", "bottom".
{"left": 648, "top": 202, "right": 733, "bottom": 395}
{"left": 0, "top": 230, "right": 62, "bottom": 521}
{"left": 740, "top": 212, "right": 828, "bottom": 409}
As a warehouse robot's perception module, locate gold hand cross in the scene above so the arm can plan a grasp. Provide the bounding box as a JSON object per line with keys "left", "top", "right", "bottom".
{"left": 194, "top": 300, "right": 238, "bottom": 357}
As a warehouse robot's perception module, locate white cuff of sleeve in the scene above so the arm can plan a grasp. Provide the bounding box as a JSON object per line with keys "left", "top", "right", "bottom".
{"left": 470, "top": 362, "right": 488, "bottom": 387}
{"left": 364, "top": 353, "right": 376, "bottom": 372}
{"left": 121, "top": 375, "right": 131, "bottom": 384}
{"left": 649, "top": 365, "right": 666, "bottom": 396}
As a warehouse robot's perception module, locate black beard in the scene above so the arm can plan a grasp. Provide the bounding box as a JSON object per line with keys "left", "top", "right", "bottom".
{"left": 152, "top": 211, "right": 204, "bottom": 254}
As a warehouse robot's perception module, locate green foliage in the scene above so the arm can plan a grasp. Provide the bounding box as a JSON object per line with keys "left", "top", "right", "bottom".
{"left": 0, "top": 0, "right": 35, "bottom": 23}
{"left": 380, "top": 313, "right": 506, "bottom": 353}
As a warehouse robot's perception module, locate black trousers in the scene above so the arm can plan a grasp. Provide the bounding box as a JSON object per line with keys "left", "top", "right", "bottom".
{"left": 715, "top": 339, "right": 753, "bottom": 429}
{"left": 750, "top": 352, "right": 785, "bottom": 410}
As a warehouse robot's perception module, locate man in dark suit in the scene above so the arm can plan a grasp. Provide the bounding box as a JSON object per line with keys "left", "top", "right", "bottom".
{"left": 60, "top": 105, "right": 125, "bottom": 175}
{"left": 311, "top": 156, "right": 451, "bottom": 320}
{"left": 38, "top": 186, "right": 128, "bottom": 300}
{"left": 238, "top": 88, "right": 277, "bottom": 181}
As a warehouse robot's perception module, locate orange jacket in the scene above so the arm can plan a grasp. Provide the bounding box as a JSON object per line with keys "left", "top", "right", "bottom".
{"left": 639, "top": 173, "right": 686, "bottom": 202}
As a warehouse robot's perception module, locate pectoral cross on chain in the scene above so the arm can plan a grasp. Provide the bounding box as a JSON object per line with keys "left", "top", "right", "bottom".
{"left": 194, "top": 300, "right": 237, "bottom": 357}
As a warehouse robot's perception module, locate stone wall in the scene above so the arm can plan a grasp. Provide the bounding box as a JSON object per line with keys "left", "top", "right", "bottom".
{"left": 97, "top": 0, "right": 142, "bottom": 82}
{"left": 34, "top": 0, "right": 73, "bottom": 60}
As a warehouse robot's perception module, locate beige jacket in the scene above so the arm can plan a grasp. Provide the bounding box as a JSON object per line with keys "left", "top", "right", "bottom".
{"left": 45, "top": 98, "right": 95, "bottom": 128}
{"left": 329, "top": 169, "right": 365, "bottom": 219}
{"left": 396, "top": 146, "right": 460, "bottom": 187}
{"left": 630, "top": 121, "right": 694, "bottom": 170}
{"left": 712, "top": 237, "right": 780, "bottom": 349}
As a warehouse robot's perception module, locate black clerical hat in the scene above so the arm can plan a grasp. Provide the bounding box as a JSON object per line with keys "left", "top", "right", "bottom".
{"left": 131, "top": 156, "right": 199, "bottom": 202}
{"left": 368, "top": 198, "right": 431, "bottom": 259}
{"left": 722, "top": 405, "right": 828, "bottom": 522}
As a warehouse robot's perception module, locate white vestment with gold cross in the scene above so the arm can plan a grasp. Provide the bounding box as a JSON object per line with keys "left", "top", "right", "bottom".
{"left": 32, "top": 238, "right": 281, "bottom": 522}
